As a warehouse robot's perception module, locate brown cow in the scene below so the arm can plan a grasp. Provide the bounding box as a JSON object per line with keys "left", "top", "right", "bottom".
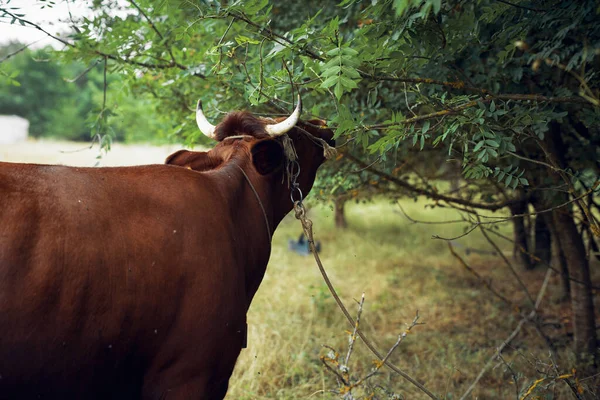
{"left": 0, "top": 97, "right": 334, "bottom": 399}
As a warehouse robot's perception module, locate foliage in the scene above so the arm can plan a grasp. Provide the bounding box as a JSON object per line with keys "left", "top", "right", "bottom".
{"left": 0, "top": 43, "right": 172, "bottom": 142}
{"left": 3, "top": 0, "right": 595, "bottom": 205}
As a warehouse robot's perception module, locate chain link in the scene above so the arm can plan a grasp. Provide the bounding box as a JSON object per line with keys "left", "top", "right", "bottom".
{"left": 288, "top": 160, "right": 303, "bottom": 205}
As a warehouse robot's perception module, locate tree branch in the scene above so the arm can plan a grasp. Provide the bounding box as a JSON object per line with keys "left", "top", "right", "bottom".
{"left": 129, "top": 0, "right": 178, "bottom": 66}
{"left": 0, "top": 8, "right": 201, "bottom": 76}
{"left": 361, "top": 74, "right": 589, "bottom": 105}
{"left": 343, "top": 152, "right": 516, "bottom": 211}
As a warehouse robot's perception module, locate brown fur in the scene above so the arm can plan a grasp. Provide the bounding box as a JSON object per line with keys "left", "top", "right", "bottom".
{"left": 214, "top": 111, "right": 270, "bottom": 141}
{"left": 0, "top": 111, "right": 334, "bottom": 400}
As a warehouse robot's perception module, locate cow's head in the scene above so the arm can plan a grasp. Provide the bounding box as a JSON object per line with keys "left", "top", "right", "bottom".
{"left": 166, "top": 97, "right": 334, "bottom": 227}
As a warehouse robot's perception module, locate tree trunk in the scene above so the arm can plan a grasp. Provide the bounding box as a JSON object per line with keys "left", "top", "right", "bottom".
{"left": 545, "top": 121, "right": 598, "bottom": 372}
{"left": 553, "top": 210, "right": 598, "bottom": 369}
{"left": 510, "top": 191, "right": 533, "bottom": 269}
{"left": 334, "top": 196, "right": 348, "bottom": 229}
{"left": 548, "top": 212, "right": 570, "bottom": 301}
{"left": 533, "top": 213, "right": 552, "bottom": 267}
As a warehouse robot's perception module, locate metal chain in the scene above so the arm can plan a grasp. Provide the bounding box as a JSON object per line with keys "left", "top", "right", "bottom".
{"left": 288, "top": 160, "right": 303, "bottom": 205}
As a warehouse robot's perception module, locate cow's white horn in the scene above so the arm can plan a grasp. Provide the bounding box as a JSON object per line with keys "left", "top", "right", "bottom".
{"left": 196, "top": 100, "right": 217, "bottom": 140}
{"left": 265, "top": 95, "right": 302, "bottom": 137}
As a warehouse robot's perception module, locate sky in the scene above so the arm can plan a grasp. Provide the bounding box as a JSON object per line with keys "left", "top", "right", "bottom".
{"left": 0, "top": 0, "right": 95, "bottom": 47}
{"left": 0, "top": 0, "right": 130, "bottom": 48}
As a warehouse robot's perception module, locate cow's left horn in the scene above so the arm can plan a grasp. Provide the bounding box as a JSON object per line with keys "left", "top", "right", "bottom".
{"left": 196, "top": 100, "right": 217, "bottom": 140}
{"left": 265, "top": 96, "right": 302, "bottom": 136}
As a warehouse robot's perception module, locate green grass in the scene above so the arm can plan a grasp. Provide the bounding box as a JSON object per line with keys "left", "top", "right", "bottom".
{"left": 226, "top": 198, "right": 590, "bottom": 399}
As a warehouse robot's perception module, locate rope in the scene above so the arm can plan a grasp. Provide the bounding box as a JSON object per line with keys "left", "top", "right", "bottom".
{"left": 236, "top": 165, "right": 271, "bottom": 240}
{"left": 293, "top": 202, "right": 440, "bottom": 400}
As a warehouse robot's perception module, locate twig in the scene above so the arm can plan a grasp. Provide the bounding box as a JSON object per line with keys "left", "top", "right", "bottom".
{"left": 351, "top": 312, "right": 422, "bottom": 389}
{"left": 0, "top": 8, "right": 199, "bottom": 75}
{"left": 497, "top": 353, "right": 520, "bottom": 399}
{"left": 496, "top": 0, "right": 546, "bottom": 12}
{"left": 293, "top": 203, "right": 439, "bottom": 400}
{"left": 448, "top": 243, "right": 514, "bottom": 307}
{"left": 478, "top": 222, "right": 535, "bottom": 307}
{"left": 459, "top": 267, "right": 553, "bottom": 400}
{"left": 344, "top": 152, "right": 517, "bottom": 211}
{"left": 129, "top": 0, "right": 177, "bottom": 65}
{"left": 64, "top": 59, "right": 102, "bottom": 83}
{"left": 432, "top": 223, "right": 480, "bottom": 241}
{"left": 361, "top": 74, "right": 587, "bottom": 105}
{"left": 0, "top": 39, "right": 41, "bottom": 63}
{"left": 344, "top": 293, "right": 365, "bottom": 368}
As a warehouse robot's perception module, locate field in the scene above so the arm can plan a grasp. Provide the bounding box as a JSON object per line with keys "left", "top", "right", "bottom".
{"left": 3, "top": 140, "right": 590, "bottom": 399}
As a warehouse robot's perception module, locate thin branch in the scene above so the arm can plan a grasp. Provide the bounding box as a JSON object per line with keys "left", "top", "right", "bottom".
{"left": 0, "top": 39, "right": 41, "bottom": 63}
{"left": 497, "top": 353, "right": 520, "bottom": 399}
{"left": 432, "top": 223, "right": 480, "bottom": 241}
{"left": 482, "top": 227, "right": 600, "bottom": 290}
{"left": 448, "top": 243, "right": 514, "bottom": 307}
{"left": 229, "top": 11, "right": 325, "bottom": 61}
{"left": 64, "top": 59, "right": 101, "bottom": 83}
{"left": 361, "top": 74, "right": 588, "bottom": 105}
{"left": 129, "top": 0, "right": 177, "bottom": 65}
{"left": 495, "top": 0, "right": 547, "bottom": 12}
{"left": 344, "top": 152, "right": 517, "bottom": 211}
{"left": 0, "top": 8, "right": 72, "bottom": 47}
{"left": 478, "top": 222, "right": 536, "bottom": 306}
{"left": 459, "top": 267, "right": 553, "bottom": 400}
{"left": 344, "top": 293, "right": 365, "bottom": 367}
{"left": 351, "top": 312, "right": 422, "bottom": 389}
{"left": 0, "top": 8, "right": 200, "bottom": 75}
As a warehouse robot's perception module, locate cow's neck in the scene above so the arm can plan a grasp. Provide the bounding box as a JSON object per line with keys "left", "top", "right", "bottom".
{"left": 218, "top": 161, "right": 280, "bottom": 305}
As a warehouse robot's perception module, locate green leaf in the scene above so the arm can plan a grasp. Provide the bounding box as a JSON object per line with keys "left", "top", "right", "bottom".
{"left": 422, "top": 120, "right": 430, "bottom": 134}
{"left": 341, "top": 47, "right": 359, "bottom": 56}
{"left": 341, "top": 66, "right": 361, "bottom": 79}
{"left": 322, "top": 66, "right": 342, "bottom": 77}
{"left": 340, "top": 76, "right": 358, "bottom": 89}
{"left": 334, "top": 81, "right": 344, "bottom": 100}
{"left": 235, "top": 35, "right": 260, "bottom": 45}
{"left": 320, "top": 75, "right": 339, "bottom": 89}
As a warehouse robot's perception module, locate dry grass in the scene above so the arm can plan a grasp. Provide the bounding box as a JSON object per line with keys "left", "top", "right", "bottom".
{"left": 3, "top": 140, "right": 594, "bottom": 399}
{"left": 226, "top": 199, "right": 597, "bottom": 399}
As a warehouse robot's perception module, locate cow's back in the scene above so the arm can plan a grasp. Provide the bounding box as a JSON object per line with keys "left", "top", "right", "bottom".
{"left": 0, "top": 162, "right": 246, "bottom": 399}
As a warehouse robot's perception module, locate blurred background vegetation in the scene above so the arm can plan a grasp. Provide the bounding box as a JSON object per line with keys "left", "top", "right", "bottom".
{"left": 0, "top": 43, "right": 172, "bottom": 142}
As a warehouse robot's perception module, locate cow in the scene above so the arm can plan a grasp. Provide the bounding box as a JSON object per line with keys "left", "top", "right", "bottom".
{"left": 0, "top": 97, "right": 334, "bottom": 399}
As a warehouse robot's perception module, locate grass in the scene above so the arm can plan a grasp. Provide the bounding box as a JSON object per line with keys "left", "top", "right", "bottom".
{"left": 4, "top": 139, "right": 593, "bottom": 399}
{"left": 227, "top": 200, "right": 594, "bottom": 399}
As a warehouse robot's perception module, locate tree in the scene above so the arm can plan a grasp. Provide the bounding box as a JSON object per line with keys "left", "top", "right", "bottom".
{"left": 2, "top": 0, "right": 599, "bottom": 392}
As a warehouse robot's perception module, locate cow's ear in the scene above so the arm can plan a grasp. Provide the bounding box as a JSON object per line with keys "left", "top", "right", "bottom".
{"left": 166, "top": 150, "right": 216, "bottom": 172}
{"left": 251, "top": 139, "right": 284, "bottom": 175}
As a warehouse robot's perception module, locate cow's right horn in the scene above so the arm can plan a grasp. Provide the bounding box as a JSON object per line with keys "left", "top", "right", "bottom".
{"left": 264, "top": 96, "right": 302, "bottom": 137}
{"left": 196, "top": 100, "right": 217, "bottom": 140}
